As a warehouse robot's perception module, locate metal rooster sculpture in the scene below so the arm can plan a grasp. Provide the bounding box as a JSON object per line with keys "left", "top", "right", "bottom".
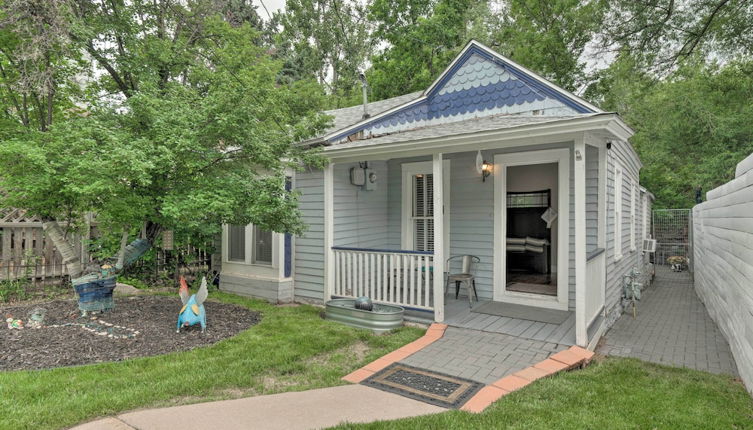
{"left": 177, "top": 276, "right": 208, "bottom": 333}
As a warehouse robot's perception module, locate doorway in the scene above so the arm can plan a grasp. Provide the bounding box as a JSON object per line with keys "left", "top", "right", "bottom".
{"left": 493, "top": 149, "right": 570, "bottom": 311}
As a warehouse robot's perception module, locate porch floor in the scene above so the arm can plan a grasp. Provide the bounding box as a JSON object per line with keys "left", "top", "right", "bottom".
{"left": 443, "top": 299, "right": 576, "bottom": 346}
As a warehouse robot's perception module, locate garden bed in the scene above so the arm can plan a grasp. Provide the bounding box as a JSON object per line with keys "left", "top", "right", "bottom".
{"left": 0, "top": 295, "right": 260, "bottom": 371}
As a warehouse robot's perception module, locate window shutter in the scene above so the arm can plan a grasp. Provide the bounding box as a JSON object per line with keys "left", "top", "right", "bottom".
{"left": 412, "top": 174, "right": 434, "bottom": 252}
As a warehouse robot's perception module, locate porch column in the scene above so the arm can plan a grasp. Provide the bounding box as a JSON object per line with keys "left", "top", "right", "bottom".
{"left": 323, "top": 161, "right": 335, "bottom": 303}
{"left": 432, "top": 153, "right": 445, "bottom": 322}
{"left": 574, "top": 140, "right": 587, "bottom": 346}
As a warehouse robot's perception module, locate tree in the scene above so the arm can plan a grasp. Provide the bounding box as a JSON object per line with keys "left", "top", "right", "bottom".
{"left": 0, "top": 1, "right": 327, "bottom": 278}
{"left": 269, "top": 0, "right": 374, "bottom": 108}
{"left": 591, "top": 56, "right": 753, "bottom": 208}
{"left": 599, "top": 0, "right": 753, "bottom": 72}
{"left": 491, "top": 0, "right": 607, "bottom": 92}
{"left": 367, "top": 0, "right": 482, "bottom": 100}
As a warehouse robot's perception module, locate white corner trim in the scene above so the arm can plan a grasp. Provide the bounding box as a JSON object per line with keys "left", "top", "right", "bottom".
{"left": 493, "top": 148, "right": 570, "bottom": 311}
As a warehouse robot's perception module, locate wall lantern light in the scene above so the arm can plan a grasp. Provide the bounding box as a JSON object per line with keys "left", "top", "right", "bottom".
{"left": 476, "top": 150, "right": 492, "bottom": 182}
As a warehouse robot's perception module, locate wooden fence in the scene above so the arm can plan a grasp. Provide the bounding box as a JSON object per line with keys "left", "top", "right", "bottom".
{"left": 0, "top": 209, "right": 92, "bottom": 284}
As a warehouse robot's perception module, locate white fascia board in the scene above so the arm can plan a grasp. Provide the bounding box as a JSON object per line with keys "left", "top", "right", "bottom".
{"left": 323, "top": 115, "right": 623, "bottom": 163}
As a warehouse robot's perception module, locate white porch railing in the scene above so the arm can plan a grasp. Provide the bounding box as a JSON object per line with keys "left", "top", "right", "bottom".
{"left": 585, "top": 249, "right": 605, "bottom": 326}
{"left": 332, "top": 246, "right": 435, "bottom": 311}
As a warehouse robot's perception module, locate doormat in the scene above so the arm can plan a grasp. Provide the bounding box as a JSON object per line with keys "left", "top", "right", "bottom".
{"left": 472, "top": 301, "right": 571, "bottom": 324}
{"left": 361, "top": 363, "right": 483, "bottom": 409}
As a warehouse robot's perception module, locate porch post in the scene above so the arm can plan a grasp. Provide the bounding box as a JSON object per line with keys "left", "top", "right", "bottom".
{"left": 323, "top": 161, "right": 335, "bottom": 303}
{"left": 574, "top": 139, "right": 587, "bottom": 346}
{"left": 432, "top": 153, "right": 445, "bottom": 322}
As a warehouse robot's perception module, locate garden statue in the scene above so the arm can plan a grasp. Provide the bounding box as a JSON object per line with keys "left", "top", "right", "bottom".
{"left": 177, "top": 276, "right": 208, "bottom": 333}
{"left": 73, "top": 238, "right": 151, "bottom": 315}
{"left": 354, "top": 296, "right": 373, "bottom": 311}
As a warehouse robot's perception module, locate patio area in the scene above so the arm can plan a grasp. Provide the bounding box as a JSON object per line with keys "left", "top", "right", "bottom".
{"left": 597, "top": 266, "right": 739, "bottom": 375}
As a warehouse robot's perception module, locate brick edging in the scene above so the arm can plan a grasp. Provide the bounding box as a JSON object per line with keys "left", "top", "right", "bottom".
{"left": 342, "top": 323, "right": 448, "bottom": 384}
{"left": 460, "top": 346, "right": 595, "bottom": 413}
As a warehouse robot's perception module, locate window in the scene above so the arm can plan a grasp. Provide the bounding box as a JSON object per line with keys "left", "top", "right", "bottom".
{"left": 401, "top": 160, "right": 450, "bottom": 253}
{"left": 412, "top": 173, "right": 434, "bottom": 252}
{"left": 614, "top": 163, "right": 623, "bottom": 260}
{"left": 228, "top": 225, "right": 246, "bottom": 262}
{"left": 630, "top": 181, "right": 636, "bottom": 251}
{"left": 253, "top": 225, "right": 273, "bottom": 264}
{"left": 226, "top": 224, "right": 274, "bottom": 266}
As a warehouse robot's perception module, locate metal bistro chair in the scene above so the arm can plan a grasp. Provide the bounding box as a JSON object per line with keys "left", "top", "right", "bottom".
{"left": 445, "top": 255, "right": 480, "bottom": 307}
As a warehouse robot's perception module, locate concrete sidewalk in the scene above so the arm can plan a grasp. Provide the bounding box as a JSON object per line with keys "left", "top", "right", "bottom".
{"left": 71, "top": 385, "right": 444, "bottom": 430}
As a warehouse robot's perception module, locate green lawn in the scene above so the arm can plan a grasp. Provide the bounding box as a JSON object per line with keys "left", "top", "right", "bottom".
{"left": 0, "top": 292, "right": 424, "bottom": 430}
{"left": 330, "top": 357, "right": 753, "bottom": 429}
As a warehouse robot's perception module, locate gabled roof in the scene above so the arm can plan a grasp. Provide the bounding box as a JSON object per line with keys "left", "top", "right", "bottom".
{"left": 312, "top": 40, "right": 605, "bottom": 146}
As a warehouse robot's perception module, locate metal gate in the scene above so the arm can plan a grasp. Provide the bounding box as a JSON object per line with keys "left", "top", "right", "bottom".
{"left": 652, "top": 209, "right": 692, "bottom": 266}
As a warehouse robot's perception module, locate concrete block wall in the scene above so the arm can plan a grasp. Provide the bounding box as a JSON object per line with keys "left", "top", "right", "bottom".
{"left": 693, "top": 152, "right": 753, "bottom": 393}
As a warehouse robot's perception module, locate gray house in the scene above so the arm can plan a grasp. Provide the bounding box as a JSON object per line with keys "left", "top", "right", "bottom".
{"left": 220, "top": 41, "right": 652, "bottom": 349}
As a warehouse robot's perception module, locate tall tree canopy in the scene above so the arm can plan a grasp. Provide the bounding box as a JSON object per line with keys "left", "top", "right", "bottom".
{"left": 0, "top": 0, "right": 327, "bottom": 276}
{"left": 269, "top": 0, "right": 374, "bottom": 108}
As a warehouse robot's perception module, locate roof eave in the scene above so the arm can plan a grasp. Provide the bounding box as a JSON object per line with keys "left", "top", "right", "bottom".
{"left": 323, "top": 114, "right": 623, "bottom": 162}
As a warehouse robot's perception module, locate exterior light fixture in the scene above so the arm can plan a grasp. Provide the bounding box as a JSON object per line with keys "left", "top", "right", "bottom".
{"left": 476, "top": 150, "right": 492, "bottom": 182}
{"left": 575, "top": 149, "right": 583, "bottom": 161}
{"left": 481, "top": 160, "right": 492, "bottom": 182}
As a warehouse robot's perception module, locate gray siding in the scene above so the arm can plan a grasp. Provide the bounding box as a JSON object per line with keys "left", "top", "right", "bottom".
{"left": 385, "top": 145, "right": 573, "bottom": 305}
{"left": 334, "top": 161, "right": 390, "bottom": 249}
{"left": 293, "top": 168, "right": 325, "bottom": 302}
{"left": 604, "top": 140, "right": 644, "bottom": 327}
{"left": 586, "top": 145, "right": 600, "bottom": 252}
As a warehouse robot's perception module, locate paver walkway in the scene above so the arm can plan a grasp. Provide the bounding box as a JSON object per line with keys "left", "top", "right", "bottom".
{"left": 598, "top": 266, "right": 738, "bottom": 376}
{"left": 401, "top": 326, "right": 568, "bottom": 384}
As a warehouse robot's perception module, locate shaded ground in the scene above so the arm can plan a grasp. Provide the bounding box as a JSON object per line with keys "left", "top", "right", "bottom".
{"left": 0, "top": 296, "right": 259, "bottom": 371}
{"left": 598, "top": 266, "right": 738, "bottom": 375}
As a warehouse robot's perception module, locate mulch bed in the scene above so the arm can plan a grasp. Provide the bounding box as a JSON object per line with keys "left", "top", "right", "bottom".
{"left": 0, "top": 295, "right": 260, "bottom": 371}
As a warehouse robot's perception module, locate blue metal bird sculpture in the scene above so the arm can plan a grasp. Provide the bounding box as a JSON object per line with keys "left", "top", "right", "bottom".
{"left": 177, "top": 276, "right": 208, "bottom": 333}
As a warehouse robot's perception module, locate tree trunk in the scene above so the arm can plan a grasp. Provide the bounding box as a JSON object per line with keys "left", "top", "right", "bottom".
{"left": 42, "top": 220, "right": 82, "bottom": 279}
{"left": 115, "top": 230, "right": 129, "bottom": 270}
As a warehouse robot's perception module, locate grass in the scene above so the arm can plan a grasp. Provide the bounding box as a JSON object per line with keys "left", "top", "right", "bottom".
{"left": 329, "top": 357, "right": 753, "bottom": 429}
{"left": 0, "top": 291, "right": 424, "bottom": 430}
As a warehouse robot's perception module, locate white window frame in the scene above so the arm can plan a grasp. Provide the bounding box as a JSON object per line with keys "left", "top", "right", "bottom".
{"left": 223, "top": 224, "right": 285, "bottom": 279}
{"left": 630, "top": 181, "right": 636, "bottom": 252}
{"left": 400, "top": 160, "right": 451, "bottom": 252}
{"left": 614, "top": 162, "right": 623, "bottom": 261}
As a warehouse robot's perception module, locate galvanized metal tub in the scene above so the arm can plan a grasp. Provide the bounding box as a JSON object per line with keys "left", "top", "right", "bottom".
{"left": 325, "top": 299, "right": 404, "bottom": 334}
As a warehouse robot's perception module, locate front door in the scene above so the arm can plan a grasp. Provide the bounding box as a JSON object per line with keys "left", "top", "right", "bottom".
{"left": 493, "top": 149, "right": 570, "bottom": 311}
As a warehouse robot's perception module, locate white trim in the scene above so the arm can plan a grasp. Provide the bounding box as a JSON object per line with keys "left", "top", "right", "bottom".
{"left": 323, "top": 163, "right": 335, "bottom": 302}
{"left": 493, "top": 148, "right": 570, "bottom": 311}
{"left": 574, "top": 138, "right": 587, "bottom": 347}
{"left": 400, "top": 160, "right": 451, "bottom": 253}
{"left": 432, "top": 154, "right": 445, "bottom": 322}
{"left": 630, "top": 181, "right": 637, "bottom": 251}
{"left": 324, "top": 115, "right": 633, "bottom": 163}
{"left": 423, "top": 40, "right": 604, "bottom": 114}
{"left": 222, "top": 224, "right": 282, "bottom": 279}
{"left": 614, "top": 161, "right": 624, "bottom": 261}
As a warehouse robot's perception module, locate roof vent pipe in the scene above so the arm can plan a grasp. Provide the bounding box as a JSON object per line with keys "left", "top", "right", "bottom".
{"left": 359, "top": 72, "right": 370, "bottom": 119}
